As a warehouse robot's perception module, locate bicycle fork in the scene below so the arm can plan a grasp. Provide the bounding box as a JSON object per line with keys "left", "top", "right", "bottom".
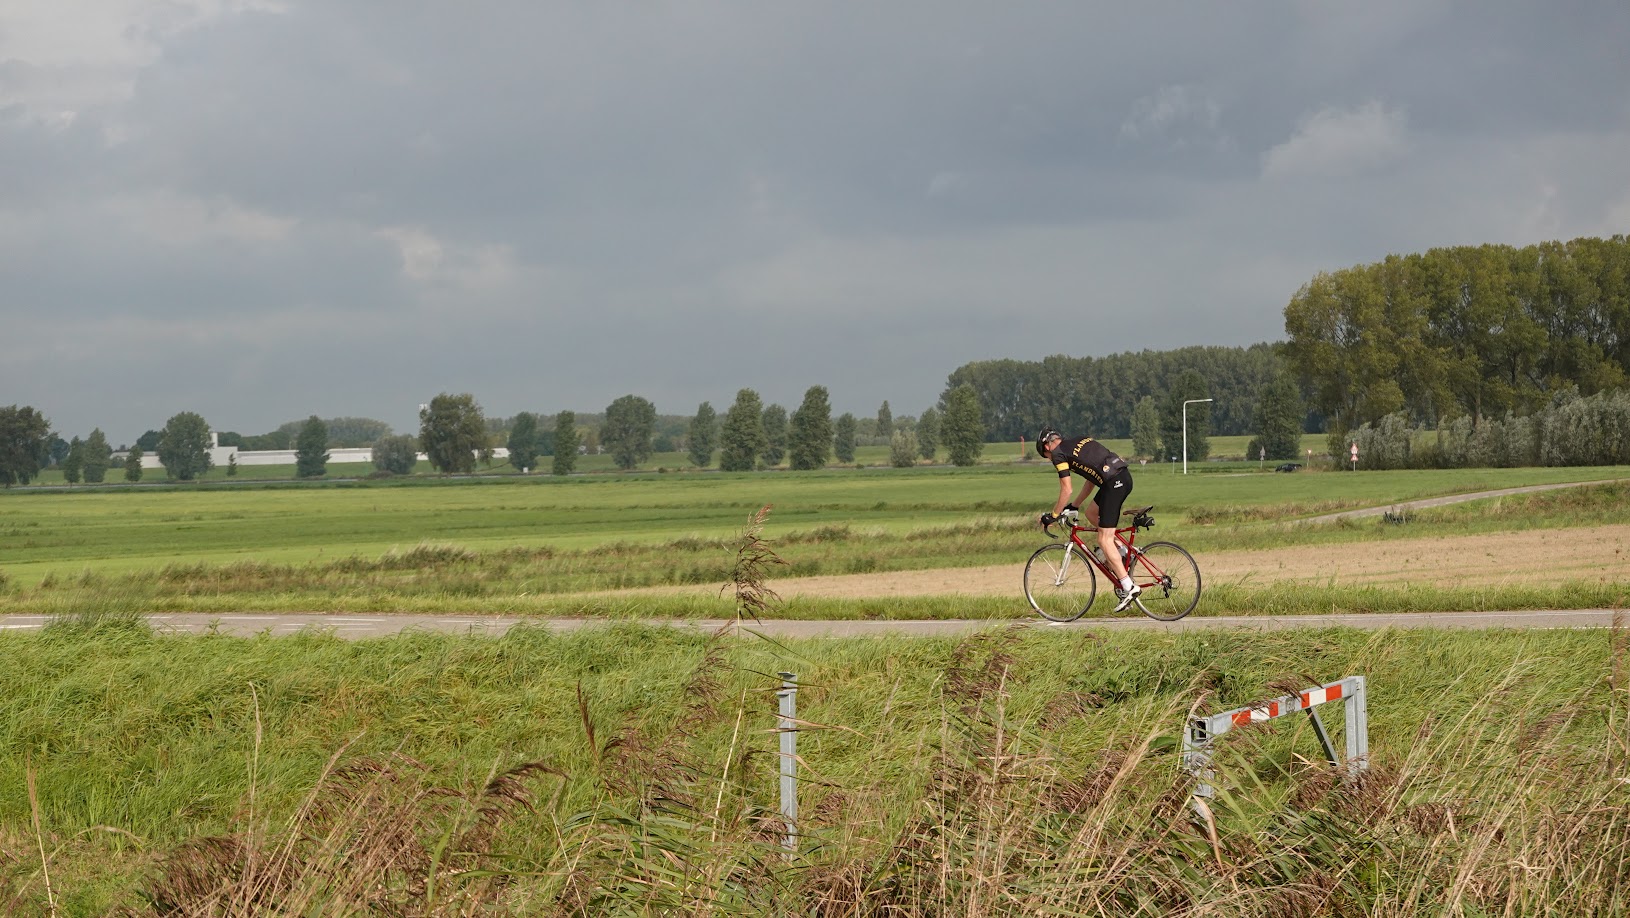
{"left": 1052, "top": 545, "right": 1074, "bottom": 586}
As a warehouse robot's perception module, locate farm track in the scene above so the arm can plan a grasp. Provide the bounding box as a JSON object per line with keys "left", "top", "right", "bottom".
{"left": 4, "top": 525, "right": 1624, "bottom": 640}
{"left": 547, "top": 479, "right": 1630, "bottom": 601}
{"left": 570, "top": 522, "right": 1630, "bottom": 601}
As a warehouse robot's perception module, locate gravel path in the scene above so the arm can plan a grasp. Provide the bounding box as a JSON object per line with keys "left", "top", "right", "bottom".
{"left": 1293, "top": 478, "right": 1625, "bottom": 524}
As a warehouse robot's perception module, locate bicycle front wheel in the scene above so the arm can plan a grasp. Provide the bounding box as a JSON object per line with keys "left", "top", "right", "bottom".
{"left": 1127, "top": 541, "right": 1201, "bottom": 622}
{"left": 1024, "top": 542, "right": 1099, "bottom": 622}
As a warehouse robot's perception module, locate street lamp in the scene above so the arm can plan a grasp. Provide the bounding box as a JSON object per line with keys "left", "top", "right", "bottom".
{"left": 1182, "top": 398, "right": 1213, "bottom": 475}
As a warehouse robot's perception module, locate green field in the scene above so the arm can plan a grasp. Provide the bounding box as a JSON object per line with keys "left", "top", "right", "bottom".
{"left": 3, "top": 461, "right": 1628, "bottom": 618}
{"left": 2, "top": 622, "right": 1626, "bottom": 915}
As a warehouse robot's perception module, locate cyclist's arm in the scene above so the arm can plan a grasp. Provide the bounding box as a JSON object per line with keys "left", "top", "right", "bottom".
{"left": 1070, "top": 480, "right": 1097, "bottom": 522}
{"left": 1052, "top": 473, "right": 1074, "bottom": 516}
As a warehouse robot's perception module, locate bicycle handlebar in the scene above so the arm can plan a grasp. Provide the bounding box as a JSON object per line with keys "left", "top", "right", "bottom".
{"left": 1043, "top": 505, "right": 1082, "bottom": 541}
{"left": 1041, "top": 508, "right": 1082, "bottom": 539}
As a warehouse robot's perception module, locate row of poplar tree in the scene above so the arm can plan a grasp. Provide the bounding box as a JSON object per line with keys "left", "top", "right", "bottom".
{"left": 447, "top": 384, "right": 992, "bottom": 477}
{"left": 670, "top": 384, "right": 988, "bottom": 472}
{"left": 0, "top": 408, "right": 226, "bottom": 485}
{"left": 1, "top": 382, "right": 992, "bottom": 486}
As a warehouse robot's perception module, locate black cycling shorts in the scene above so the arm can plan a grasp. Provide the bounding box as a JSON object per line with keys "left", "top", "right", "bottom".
{"left": 1092, "top": 467, "right": 1134, "bottom": 527}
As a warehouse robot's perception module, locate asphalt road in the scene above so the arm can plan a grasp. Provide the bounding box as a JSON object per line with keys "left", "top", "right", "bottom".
{"left": 1, "top": 609, "right": 1621, "bottom": 639}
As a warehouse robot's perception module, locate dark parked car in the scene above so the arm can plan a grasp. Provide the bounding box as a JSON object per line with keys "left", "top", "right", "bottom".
{"left": 1275, "top": 462, "right": 1303, "bottom": 472}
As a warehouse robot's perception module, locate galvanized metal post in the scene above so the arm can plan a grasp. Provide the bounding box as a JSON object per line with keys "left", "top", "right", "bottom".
{"left": 1184, "top": 718, "right": 1215, "bottom": 800}
{"left": 777, "top": 672, "right": 798, "bottom": 857}
{"left": 1345, "top": 675, "right": 1368, "bottom": 775}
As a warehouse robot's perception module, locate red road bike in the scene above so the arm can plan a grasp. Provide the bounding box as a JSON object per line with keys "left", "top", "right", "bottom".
{"left": 1023, "top": 505, "right": 1201, "bottom": 622}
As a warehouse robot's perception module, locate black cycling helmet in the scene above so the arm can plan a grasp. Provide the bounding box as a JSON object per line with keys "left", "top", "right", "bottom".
{"left": 1036, "top": 426, "right": 1059, "bottom": 458}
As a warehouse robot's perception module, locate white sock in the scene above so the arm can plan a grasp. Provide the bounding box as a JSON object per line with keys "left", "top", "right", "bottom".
{"left": 1120, "top": 577, "right": 1135, "bottom": 592}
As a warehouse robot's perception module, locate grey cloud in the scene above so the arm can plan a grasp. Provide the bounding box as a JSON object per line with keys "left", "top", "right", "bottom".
{"left": 1261, "top": 101, "right": 1410, "bottom": 179}
{"left": 3, "top": 1, "right": 1629, "bottom": 439}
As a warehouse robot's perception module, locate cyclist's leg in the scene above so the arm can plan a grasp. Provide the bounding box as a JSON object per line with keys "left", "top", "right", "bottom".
{"left": 1095, "top": 470, "right": 1134, "bottom": 580}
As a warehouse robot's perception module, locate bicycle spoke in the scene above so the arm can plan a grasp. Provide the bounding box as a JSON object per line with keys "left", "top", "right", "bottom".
{"left": 1126, "top": 541, "right": 1201, "bottom": 621}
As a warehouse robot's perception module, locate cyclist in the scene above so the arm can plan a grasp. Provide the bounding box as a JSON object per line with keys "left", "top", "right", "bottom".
{"left": 1035, "top": 426, "right": 1140, "bottom": 611}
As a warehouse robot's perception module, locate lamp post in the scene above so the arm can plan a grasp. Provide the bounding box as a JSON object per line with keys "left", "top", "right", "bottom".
{"left": 1182, "top": 398, "right": 1213, "bottom": 475}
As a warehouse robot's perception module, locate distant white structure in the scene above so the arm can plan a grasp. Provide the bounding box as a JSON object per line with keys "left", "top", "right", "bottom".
{"left": 114, "top": 432, "right": 508, "bottom": 470}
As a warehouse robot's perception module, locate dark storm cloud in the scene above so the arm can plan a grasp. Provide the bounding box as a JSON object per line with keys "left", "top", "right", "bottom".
{"left": 2, "top": 1, "right": 1628, "bottom": 440}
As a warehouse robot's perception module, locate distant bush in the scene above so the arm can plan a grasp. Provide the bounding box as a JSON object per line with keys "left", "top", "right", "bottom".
{"left": 372, "top": 434, "right": 420, "bottom": 475}
{"left": 1349, "top": 387, "right": 1630, "bottom": 469}
{"left": 890, "top": 431, "right": 919, "bottom": 468}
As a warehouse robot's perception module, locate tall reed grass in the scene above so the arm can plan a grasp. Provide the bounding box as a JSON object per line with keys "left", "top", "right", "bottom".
{"left": 2, "top": 621, "right": 1626, "bottom": 915}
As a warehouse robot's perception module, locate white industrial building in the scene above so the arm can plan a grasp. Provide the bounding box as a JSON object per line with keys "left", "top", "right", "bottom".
{"left": 116, "top": 433, "right": 510, "bottom": 469}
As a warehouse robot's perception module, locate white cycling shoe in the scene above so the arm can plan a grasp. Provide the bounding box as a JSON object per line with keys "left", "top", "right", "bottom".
{"left": 1112, "top": 584, "right": 1142, "bottom": 613}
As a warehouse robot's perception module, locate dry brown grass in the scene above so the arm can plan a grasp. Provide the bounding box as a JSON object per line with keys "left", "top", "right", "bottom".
{"left": 722, "top": 505, "right": 789, "bottom": 623}
{"left": 120, "top": 750, "right": 561, "bottom": 917}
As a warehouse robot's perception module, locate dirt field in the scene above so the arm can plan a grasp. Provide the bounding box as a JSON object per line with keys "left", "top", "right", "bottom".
{"left": 758, "top": 524, "right": 1630, "bottom": 599}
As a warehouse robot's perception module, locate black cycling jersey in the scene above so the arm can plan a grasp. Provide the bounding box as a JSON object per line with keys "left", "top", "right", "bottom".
{"left": 1051, "top": 436, "right": 1128, "bottom": 487}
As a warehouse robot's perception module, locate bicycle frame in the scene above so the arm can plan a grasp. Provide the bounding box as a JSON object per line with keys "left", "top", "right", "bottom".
{"left": 1047, "top": 511, "right": 1171, "bottom": 592}
{"left": 1061, "top": 521, "right": 1141, "bottom": 583}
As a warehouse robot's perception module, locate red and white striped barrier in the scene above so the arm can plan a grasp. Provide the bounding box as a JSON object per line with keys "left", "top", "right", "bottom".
{"left": 1185, "top": 675, "right": 1368, "bottom": 799}
{"left": 1218, "top": 680, "right": 1349, "bottom": 729}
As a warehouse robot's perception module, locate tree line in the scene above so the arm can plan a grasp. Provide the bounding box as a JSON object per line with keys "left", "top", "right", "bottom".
{"left": 940, "top": 343, "right": 1287, "bottom": 443}
{"left": 0, "top": 388, "right": 987, "bottom": 485}
{"left": 505, "top": 387, "right": 988, "bottom": 474}
{"left": 1283, "top": 235, "right": 1630, "bottom": 445}
{"left": 356, "top": 389, "right": 988, "bottom": 478}
{"left": 939, "top": 235, "right": 1630, "bottom": 466}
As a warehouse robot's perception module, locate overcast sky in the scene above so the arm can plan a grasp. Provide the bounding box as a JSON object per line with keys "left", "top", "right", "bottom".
{"left": 4, "top": 1, "right": 1628, "bottom": 443}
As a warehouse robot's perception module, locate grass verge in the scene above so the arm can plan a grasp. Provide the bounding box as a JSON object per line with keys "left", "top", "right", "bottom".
{"left": 1, "top": 621, "right": 1627, "bottom": 915}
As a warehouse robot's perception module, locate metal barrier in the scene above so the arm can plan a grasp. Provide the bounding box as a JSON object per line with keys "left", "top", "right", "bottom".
{"left": 1184, "top": 675, "right": 1368, "bottom": 799}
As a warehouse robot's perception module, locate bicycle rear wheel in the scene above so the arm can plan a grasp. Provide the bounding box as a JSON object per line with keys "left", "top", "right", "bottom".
{"left": 1126, "top": 541, "right": 1201, "bottom": 622}
{"left": 1024, "top": 542, "right": 1098, "bottom": 622}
